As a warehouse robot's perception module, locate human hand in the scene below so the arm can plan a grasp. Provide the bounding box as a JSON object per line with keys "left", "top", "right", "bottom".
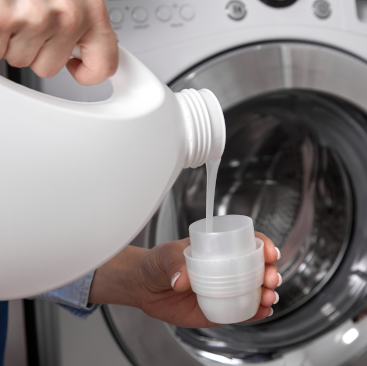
{"left": 89, "top": 232, "right": 281, "bottom": 328}
{"left": 0, "top": 0, "right": 118, "bottom": 85}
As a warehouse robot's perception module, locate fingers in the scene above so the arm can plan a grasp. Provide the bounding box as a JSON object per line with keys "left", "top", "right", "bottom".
{"left": 245, "top": 288, "right": 280, "bottom": 322}
{"left": 6, "top": 33, "right": 49, "bottom": 69}
{"left": 260, "top": 287, "right": 279, "bottom": 307}
{"left": 157, "top": 238, "right": 191, "bottom": 293}
{"left": 30, "top": 1, "right": 87, "bottom": 78}
{"left": 66, "top": 34, "right": 118, "bottom": 85}
{"left": 255, "top": 231, "right": 281, "bottom": 264}
{"left": 0, "top": 0, "right": 117, "bottom": 85}
{"left": 245, "top": 305, "right": 273, "bottom": 322}
{"left": 66, "top": 9, "right": 119, "bottom": 85}
{"left": 65, "top": 0, "right": 119, "bottom": 85}
{"left": 0, "top": 32, "right": 10, "bottom": 60}
{"left": 250, "top": 234, "right": 281, "bottom": 323}
{"left": 0, "top": 4, "right": 12, "bottom": 60}
{"left": 31, "top": 37, "right": 77, "bottom": 78}
{"left": 4, "top": 0, "right": 56, "bottom": 68}
{"left": 0, "top": 3, "right": 15, "bottom": 60}
{"left": 264, "top": 264, "right": 281, "bottom": 289}
{"left": 0, "top": 0, "right": 72, "bottom": 71}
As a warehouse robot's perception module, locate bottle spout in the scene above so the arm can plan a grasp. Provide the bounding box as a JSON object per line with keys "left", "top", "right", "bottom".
{"left": 198, "top": 89, "right": 226, "bottom": 162}
{"left": 176, "top": 88, "right": 226, "bottom": 169}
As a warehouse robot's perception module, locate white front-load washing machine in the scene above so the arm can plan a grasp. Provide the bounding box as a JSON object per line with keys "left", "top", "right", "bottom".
{"left": 19, "top": 1, "right": 367, "bottom": 365}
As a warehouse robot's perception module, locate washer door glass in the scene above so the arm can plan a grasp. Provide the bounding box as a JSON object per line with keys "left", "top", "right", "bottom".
{"left": 157, "top": 42, "right": 367, "bottom": 360}
{"left": 174, "top": 90, "right": 351, "bottom": 319}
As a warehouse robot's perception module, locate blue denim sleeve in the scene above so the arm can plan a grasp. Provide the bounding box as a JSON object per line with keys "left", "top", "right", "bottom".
{"left": 29, "top": 271, "right": 99, "bottom": 319}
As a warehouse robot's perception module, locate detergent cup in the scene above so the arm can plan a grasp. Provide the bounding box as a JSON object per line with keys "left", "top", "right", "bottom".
{"left": 184, "top": 215, "right": 265, "bottom": 324}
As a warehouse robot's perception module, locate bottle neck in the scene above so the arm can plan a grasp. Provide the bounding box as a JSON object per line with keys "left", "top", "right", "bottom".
{"left": 176, "top": 89, "right": 226, "bottom": 169}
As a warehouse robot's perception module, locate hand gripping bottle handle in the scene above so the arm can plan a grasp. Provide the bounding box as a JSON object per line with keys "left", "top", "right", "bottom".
{"left": 71, "top": 45, "right": 161, "bottom": 106}
{"left": 72, "top": 45, "right": 148, "bottom": 102}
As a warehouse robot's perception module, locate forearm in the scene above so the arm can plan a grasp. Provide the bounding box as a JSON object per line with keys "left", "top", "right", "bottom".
{"left": 88, "top": 245, "right": 148, "bottom": 309}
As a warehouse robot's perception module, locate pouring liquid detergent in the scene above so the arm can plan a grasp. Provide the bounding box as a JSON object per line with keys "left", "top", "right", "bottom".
{"left": 0, "top": 45, "right": 226, "bottom": 299}
{"left": 186, "top": 128, "right": 265, "bottom": 324}
{"left": 205, "top": 159, "right": 221, "bottom": 233}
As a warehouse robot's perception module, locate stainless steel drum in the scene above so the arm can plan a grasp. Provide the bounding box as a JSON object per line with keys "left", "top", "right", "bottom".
{"left": 173, "top": 90, "right": 352, "bottom": 320}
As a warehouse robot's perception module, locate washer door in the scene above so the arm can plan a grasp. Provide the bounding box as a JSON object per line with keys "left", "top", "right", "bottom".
{"left": 106, "top": 42, "right": 367, "bottom": 365}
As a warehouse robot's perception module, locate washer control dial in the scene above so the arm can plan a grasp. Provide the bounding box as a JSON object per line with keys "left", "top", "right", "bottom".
{"left": 132, "top": 7, "right": 149, "bottom": 23}
{"left": 156, "top": 5, "right": 172, "bottom": 22}
{"left": 109, "top": 8, "right": 124, "bottom": 24}
{"left": 179, "top": 5, "right": 195, "bottom": 21}
{"left": 225, "top": 1, "right": 246, "bottom": 21}
{"left": 313, "top": 1, "right": 331, "bottom": 19}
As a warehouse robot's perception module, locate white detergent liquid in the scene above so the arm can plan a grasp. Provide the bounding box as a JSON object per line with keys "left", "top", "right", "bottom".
{"left": 206, "top": 159, "right": 221, "bottom": 233}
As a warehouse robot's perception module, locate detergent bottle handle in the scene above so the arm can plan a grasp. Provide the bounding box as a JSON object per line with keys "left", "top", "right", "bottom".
{"left": 71, "top": 45, "right": 82, "bottom": 60}
{"left": 71, "top": 45, "right": 157, "bottom": 102}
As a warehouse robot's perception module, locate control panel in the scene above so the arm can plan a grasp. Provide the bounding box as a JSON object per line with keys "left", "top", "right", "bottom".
{"left": 39, "top": 0, "right": 367, "bottom": 102}
{"left": 104, "top": 1, "right": 367, "bottom": 56}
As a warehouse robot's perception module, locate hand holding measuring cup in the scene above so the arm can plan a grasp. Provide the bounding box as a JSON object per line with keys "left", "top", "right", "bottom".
{"left": 89, "top": 226, "right": 280, "bottom": 328}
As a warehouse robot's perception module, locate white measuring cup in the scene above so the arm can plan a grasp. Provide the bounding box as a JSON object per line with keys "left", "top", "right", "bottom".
{"left": 184, "top": 215, "right": 265, "bottom": 324}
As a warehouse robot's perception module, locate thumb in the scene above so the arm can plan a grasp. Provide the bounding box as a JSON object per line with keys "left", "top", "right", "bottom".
{"left": 159, "top": 238, "right": 191, "bottom": 292}
{"left": 66, "top": 19, "right": 119, "bottom": 85}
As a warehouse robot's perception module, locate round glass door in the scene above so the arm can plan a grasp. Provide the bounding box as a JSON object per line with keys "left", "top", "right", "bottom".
{"left": 174, "top": 90, "right": 352, "bottom": 320}
{"left": 164, "top": 42, "right": 367, "bottom": 360}
{"left": 106, "top": 42, "right": 367, "bottom": 365}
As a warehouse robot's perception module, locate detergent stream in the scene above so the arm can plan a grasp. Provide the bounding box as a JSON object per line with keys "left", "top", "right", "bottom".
{"left": 206, "top": 159, "right": 221, "bottom": 233}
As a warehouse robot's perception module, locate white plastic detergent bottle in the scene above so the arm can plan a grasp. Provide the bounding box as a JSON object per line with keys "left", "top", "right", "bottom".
{"left": 0, "top": 45, "right": 225, "bottom": 299}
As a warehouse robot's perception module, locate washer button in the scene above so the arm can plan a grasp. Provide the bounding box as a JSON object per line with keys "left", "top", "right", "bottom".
{"left": 156, "top": 5, "right": 172, "bottom": 22}
{"left": 109, "top": 8, "right": 124, "bottom": 24}
{"left": 132, "top": 7, "right": 149, "bottom": 23}
{"left": 313, "top": 1, "right": 331, "bottom": 19}
{"left": 179, "top": 5, "right": 195, "bottom": 20}
{"left": 225, "top": 1, "right": 247, "bottom": 21}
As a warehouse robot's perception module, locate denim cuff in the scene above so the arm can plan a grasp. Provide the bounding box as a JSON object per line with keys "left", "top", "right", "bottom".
{"left": 29, "top": 271, "right": 100, "bottom": 319}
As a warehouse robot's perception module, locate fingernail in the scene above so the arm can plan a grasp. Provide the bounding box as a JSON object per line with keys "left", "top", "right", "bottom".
{"left": 267, "top": 307, "right": 274, "bottom": 317}
{"left": 275, "top": 247, "right": 281, "bottom": 260}
{"left": 277, "top": 273, "right": 283, "bottom": 287}
{"left": 273, "top": 291, "right": 279, "bottom": 304}
{"left": 171, "top": 272, "right": 181, "bottom": 289}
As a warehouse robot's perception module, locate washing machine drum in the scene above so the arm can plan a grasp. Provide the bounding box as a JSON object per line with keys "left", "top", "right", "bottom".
{"left": 175, "top": 91, "right": 352, "bottom": 318}
{"left": 107, "top": 42, "right": 367, "bottom": 365}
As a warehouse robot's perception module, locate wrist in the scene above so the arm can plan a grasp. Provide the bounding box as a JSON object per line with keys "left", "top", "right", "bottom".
{"left": 88, "top": 245, "right": 148, "bottom": 309}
